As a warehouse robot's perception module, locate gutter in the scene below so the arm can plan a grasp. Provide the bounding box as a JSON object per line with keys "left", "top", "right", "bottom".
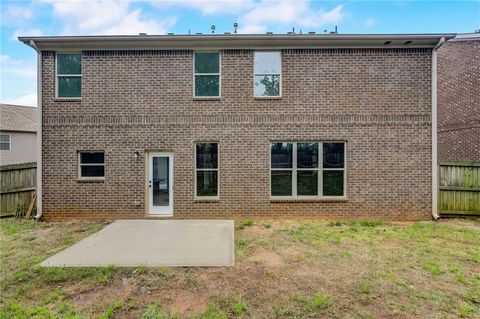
{"left": 29, "top": 40, "right": 43, "bottom": 220}
{"left": 431, "top": 37, "right": 446, "bottom": 220}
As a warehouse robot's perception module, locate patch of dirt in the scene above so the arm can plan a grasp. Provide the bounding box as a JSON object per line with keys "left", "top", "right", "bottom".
{"left": 162, "top": 288, "right": 209, "bottom": 315}
{"left": 249, "top": 248, "right": 284, "bottom": 267}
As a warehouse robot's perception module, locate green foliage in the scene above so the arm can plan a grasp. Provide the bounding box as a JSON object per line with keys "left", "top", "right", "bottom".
{"left": 422, "top": 260, "right": 444, "bottom": 276}
{"left": 232, "top": 299, "right": 246, "bottom": 315}
{"left": 141, "top": 303, "right": 177, "bottom": 319}
{"left": 458, "top": 303, "right": 476, "bottom": 317}
{"left": 235, "top": 220, "right": 253, "bottom": 231}
{"left": 357, "top": 282, "right": 373, "bottom": 294}
{"left": 99, "top": 300, "right": 123, "bottom": 319}
{"left": 195, "top": 304, "right": 228, "bottom": 319}
{"left": 259, "top": 75, "right": 280, "bottom": 96}
{"left": 5, "top": 225, "right": 18, "bottom": 236}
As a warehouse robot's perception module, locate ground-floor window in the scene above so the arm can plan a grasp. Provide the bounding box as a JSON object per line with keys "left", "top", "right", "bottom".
{"left": 78, "top": 151, "right": 105, "bottom": 179}
{"left": 270, "top": 142, "right": 346, "bottom": 198}
{"left": 195, "top": 143, "right": 219, "bottom": 198}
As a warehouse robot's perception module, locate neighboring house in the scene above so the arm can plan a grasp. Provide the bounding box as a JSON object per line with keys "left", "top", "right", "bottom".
{"left": 437, "top": 33, "right": 480, "bottom": 162}
{"left": 20, "top": 33, "right": 455, "bottom": 221}
{"left": 0, "top": 104, "right": 37, "bottom": 165}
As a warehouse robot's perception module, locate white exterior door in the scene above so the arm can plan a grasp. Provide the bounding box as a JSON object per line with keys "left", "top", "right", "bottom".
{"left": 148, "top": 152, "right": 173, "bottom": 216}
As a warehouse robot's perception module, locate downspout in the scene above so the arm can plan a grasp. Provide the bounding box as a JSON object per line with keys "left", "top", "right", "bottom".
{"left": 30, "top": 40, "right": 43, "bottom": 220}
{"left": 431, "top": 37, "right": 445, "bottom": 220}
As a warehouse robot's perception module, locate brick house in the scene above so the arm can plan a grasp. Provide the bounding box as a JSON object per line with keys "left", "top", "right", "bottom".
{"left": 437, "top": 33, "right": 480, "bottom": 162}
{"left": 20, "top": 34, "right": 455, "bottom": 221}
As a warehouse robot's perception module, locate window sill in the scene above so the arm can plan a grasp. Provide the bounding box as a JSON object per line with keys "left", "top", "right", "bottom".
{"left": 54, "top": 98, "right": 82, "bottom": 102}
{"left": 194, "top": 198, "right": 220, "bottom": 203}
{"left": 77, "top": 178, "right": 105, "bottom": 183}
{"left": 270, "top": 197, "right": 347, "bottom": 203}
{"left": 254, "top": 96, "right": 282, "bottom": 100}
{"left": 193, "top": 97, "right": 221, "bottom": 101}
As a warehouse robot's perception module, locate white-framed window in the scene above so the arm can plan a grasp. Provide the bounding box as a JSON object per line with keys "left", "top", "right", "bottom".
{"left": 254, "top": 51, "right": 281, "bottom": 97}
{"left": 56, "top": 53, "right": 82, "bottom": 98}
{"left": 270, "top": 142, "right": 346, "bottom": 198}
{"left": 194, "top": 52, "right": 221, "bottom": 97}
{"left": 195, "top": 142, "right": 219, "bottom": 198}
{"left": 78, "top": 151, "right": 105, "bottom": 179}
{"left": 0, "top": 134, "right": 11, "bottom": 150}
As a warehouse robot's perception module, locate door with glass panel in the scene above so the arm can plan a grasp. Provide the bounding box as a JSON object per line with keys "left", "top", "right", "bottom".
{"left": 148, "top": 152, "right": 173, "bottom": 216}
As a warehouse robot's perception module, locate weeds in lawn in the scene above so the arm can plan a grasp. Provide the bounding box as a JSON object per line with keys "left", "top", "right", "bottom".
{"left": 99, "top": 300, "right": 123, "bottom": 319}
{"left": 232, "top": 299, "right": 246, "bottom": 315}
{"left": 292, "top": 292, "right": 332, "bottom": 312}
{"left": 422, "top": 260, "right": 444, "bottom": 276}
{"left": 458, "top": 303, "right": 476, "bottom": 317}
{"left": 357, "top": 282, "right": 373, "bottom": 294}
{"left": 194, "top": 304, "right": 228, "bottom": 319}
{"left": 157, "top": 267, "right": 168, "bottom": 277}
{"left": 141, "top": 303, "right": 179, "bottom": 319}
{"left": 235, "top": 220, "right": 253, "bottom": 231}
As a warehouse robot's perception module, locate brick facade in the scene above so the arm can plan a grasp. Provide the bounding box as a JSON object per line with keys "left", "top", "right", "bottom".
{"left": 40, "top": 48, "right": 433, "bottom": 221}
{"left": 437, "top": 38, "right": 480, "bottom": 162}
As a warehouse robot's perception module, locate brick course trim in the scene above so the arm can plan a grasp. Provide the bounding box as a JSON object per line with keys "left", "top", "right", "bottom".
{"left": 43, "top": 114, "right": 431, "bottom": 127}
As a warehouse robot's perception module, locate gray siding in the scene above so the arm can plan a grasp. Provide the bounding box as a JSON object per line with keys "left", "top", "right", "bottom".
{"left": 0, "top": 131, "right": 37, "bottom": 165}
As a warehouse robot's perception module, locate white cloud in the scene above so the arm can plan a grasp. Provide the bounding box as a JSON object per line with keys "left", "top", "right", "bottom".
{"left": 2, "top": 93, "right": 37, "bottom": 107}
{"left": 42, "top": 0, "right": 177, "bottom": 35}
{"left": 2, "top": 4, "right": 33, "bottom": 24}
{"left": 364, "top": 18, "right": 375, "bottom": 27}
{"left": 0, "top": 56, "right": 36, "bottom": 79}
{"left": 152, "top": 0, "right": 254, "bottom": 15}
{"left": 11, "top": 28, "right": 43, "bottom": 41}
{"left": 239, "top": 1, "right": 344, "bottom": 34}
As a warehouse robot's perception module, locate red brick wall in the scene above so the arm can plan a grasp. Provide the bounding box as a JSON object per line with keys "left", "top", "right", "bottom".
{"left": 437, "top": 39, "right": 480, "bottom": 162}
{"left": 41, "top": 48, "right": 433, "bottom": 221}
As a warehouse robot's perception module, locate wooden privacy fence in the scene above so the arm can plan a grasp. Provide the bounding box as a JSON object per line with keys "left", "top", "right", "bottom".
{"left": 439, "top": 161, "right": 480, "bottom": 216}
{"left": 0, "top": 162, "right": 36, "bottom": 217}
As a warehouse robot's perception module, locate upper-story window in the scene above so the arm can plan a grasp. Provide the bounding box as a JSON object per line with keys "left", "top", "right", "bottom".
{"left": 254, "top": 51, "right": 281, "bottom": 97}
{"left": 194, "top": 52, "right": 220, "bottom": 97}
{"left": 56, "top": 53, "right": 82, "bottom": 98}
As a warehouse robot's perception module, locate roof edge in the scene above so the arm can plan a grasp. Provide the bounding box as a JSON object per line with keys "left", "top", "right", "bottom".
{"left": 19, "top": 33, "right": 457, "bottom": 51}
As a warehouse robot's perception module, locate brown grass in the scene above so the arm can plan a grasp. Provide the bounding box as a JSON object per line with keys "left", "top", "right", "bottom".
{"left": 1, "top": 218, "right": 479, "bottom": 318}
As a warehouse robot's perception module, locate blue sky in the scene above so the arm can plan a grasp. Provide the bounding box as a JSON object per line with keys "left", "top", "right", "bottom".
{"left": 1, "top": 0, "right": 479, "bottom": 106}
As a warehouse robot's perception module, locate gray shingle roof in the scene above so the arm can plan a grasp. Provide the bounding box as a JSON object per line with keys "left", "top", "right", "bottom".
{"left": 0, "top": 104, "right": 37, "bottom": 133}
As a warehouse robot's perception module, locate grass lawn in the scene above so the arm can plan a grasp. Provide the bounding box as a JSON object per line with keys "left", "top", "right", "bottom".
{"left": 1, "top": 218, "right": 479, "bottom": 318}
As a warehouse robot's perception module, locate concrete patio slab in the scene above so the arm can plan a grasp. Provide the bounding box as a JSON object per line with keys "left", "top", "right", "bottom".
{"left": 41, "top": 220, "right": 234, "bottom": 267}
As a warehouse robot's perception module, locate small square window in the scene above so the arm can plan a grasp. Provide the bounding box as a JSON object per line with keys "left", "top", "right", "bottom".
{"left": 78, "top": 151, "right": 105, "bottom": 179}
{"left": 0, "top": 134, "right": 11, "bottom": 150}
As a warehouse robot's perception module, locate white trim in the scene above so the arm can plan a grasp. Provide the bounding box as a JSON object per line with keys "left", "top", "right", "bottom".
{"left": 29, "top": 40, "right": 43, "bottom": 219}
{"left": 253, "top": 51, "right": 282, "bottom": 98}
{"left": 431, "top": 37, "right": 445, "bottom": 219}
{"left": 194, "top": 142, "right": 220, "bottom": 200}
{"left": 193, "top": 51, "right": 221, "bottom": 98}
{"left": 148, "top": 152, "right": 174, "bottom": 216}
{"left": 0, "top": 133, "right": 11, "bottom": 150}
{"left": 55, "top": 52, "right": 82, "bottom": 99}
{"left": 78, "top": 151, "right": 105, "bottom": 180}
{"left": 270, "top": 141, "right": 347, "bottom": 200}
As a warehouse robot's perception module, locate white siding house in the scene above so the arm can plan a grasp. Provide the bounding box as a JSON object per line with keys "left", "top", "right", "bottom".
{"left": 0, "top": 104, "right": 37, "bottom": 165}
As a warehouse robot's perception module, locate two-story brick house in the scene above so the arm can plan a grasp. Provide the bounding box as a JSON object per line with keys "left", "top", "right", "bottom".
{"left": 20, "top": 33, "right": 454, "bottom": 221}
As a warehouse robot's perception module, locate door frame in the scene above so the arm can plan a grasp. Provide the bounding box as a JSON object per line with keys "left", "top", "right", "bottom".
{"left": 147, "top": 151, "right": 174, "bottom": 216}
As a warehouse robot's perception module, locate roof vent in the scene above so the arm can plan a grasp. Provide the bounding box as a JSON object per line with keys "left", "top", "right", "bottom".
{"left": 139, "top": 33, "right": 147, "bottom": 36}
{"left": 196, "top": 32, "right": 203, "bottom": 35}
{"left": 224, "top": 32, "right": 231, "bottom": 35}
{"left": 167, "top": 33, "right": 174, "bottom": 36}
{"left": 384, "top": 41, "right": 392, "bottom": 45}
{"left": 308, "top": 32, "right": 316, "bottom": 35}
{"left": 404, "top": 40, "right": 412, "bottom": 45}
{"left": 287, "top": 31, "right": 294, "bottom": 35}
{"left": 266, "top": 32, "right": 273, "bottom": 35}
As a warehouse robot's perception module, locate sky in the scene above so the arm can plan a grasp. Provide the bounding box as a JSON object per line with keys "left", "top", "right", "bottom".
{"left": 1, "top": 0, "right": 479, "bottom": 107}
